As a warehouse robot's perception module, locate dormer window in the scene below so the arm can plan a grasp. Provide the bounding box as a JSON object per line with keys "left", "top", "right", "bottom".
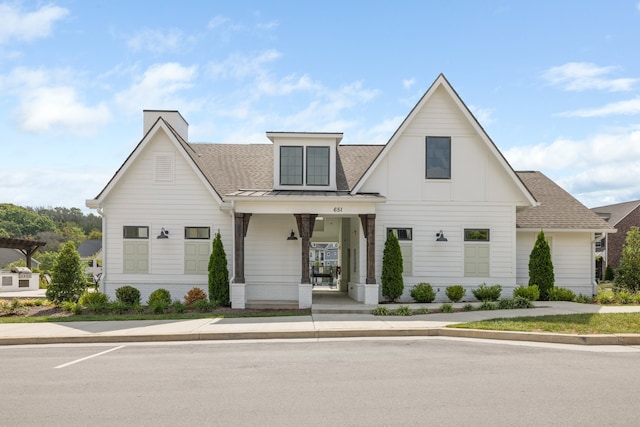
{"left": 269, "top": 132, "right": 342, "bottom": 191}
{"left": 307, "top": 146, "right": 329, "bottom": 186}
{"left": 280, "top": 146, "right": 304, "bottom": 185}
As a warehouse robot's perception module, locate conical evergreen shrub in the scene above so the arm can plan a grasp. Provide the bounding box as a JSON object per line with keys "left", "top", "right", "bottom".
{"left": 528, "top": 230, "right": 554, "bottom": 300}
{"left": 208, "top": 230, "right": 230, "bottom": 305}
{"left": 381, "top": 231, "right": 404, "bottom": 302}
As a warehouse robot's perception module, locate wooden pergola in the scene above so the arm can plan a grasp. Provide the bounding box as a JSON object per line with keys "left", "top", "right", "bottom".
{"left": 0, "top": 237, "right": 46, "bottom": 269}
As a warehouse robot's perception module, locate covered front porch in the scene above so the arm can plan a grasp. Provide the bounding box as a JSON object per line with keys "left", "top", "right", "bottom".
{"left": 227, "top": 193, "right": 384, "bottom": 309}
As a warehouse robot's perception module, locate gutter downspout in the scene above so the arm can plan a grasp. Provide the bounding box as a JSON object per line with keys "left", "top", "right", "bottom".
{"left": 97, "top": 206, "right": 106, "bottom": 295}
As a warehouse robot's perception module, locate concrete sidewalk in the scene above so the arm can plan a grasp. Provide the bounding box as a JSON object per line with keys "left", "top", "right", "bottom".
{"left": 1, "top": 301, "right": 640, "bottom": 346}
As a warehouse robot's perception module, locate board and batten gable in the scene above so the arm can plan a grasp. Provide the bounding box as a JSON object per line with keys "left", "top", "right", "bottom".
{"left": 96, "top": 123, "right": 232, "bottom": 302}
{"left": 357, "top": 77, "right": 535, "bottom": 302}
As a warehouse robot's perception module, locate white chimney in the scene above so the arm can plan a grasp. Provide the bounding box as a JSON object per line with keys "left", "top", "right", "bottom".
{"left": 143, "top": 110, "right": 189, "bottom": 141}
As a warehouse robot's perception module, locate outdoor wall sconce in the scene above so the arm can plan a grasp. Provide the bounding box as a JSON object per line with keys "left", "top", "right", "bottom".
{"left": 157, "top": 228, "right": 169, "bottom": 239}
{"left": 287, "top": 229, "right": 298, "bottom": 240}
{"left": 436, "top": 230, "right": 447, "bottom": 242}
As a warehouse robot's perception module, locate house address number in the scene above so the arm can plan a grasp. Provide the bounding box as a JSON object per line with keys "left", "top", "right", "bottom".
{"left": 333, "top": 207, "right": 343, "bottom": 212}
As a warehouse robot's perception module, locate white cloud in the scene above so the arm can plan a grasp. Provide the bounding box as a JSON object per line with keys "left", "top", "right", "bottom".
{"left": 505, "top": 129, "right": 640, "bottom": 207}
{"left": 127, "top": 28, "right": 184, "bottom": 53}
{"left": 0, "top": 3, "right": 68, "bottom": 44}
{"left": 402, "top": 78, "right": 415, "bottom": 89}
{"left": 469, "top": 105, "right": 495, "bottom": 125}
{"left": 558, "top": 97, "right": 640, "bottom": 117}
{"left": 208, "top": 50, "right": 282, "bottom": 80}
{"left": 542, "top": 62, "right": 638, "bottom": 92}
{"left": 115, "top": 62, "right": 199, "bottom": 113}
{"left": 3, "top": 67, "right": 111, "bottom": 136}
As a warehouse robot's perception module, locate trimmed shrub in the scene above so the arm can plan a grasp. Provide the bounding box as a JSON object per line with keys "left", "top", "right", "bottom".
{"left": 209, "top": 231, "right": 230, "bottom": 305}
{"left": 410, "top": 282, "right": 436, "bottom": 303}
{"left": 446, "top": 285, "right": 466, "bottom": 303}
{"left": 46, "top": 241, "right": 87, "bottom": 304}
{"left": 440, "top": 303, "right": 454, "bottom": 313}
{"left": 372, "top": 306, "right": 390, "bottom": 316}
{"left": 115, "top": 286, "right": 141, "bottom": 306}
{"left": 528, "top": 230, "right": 555, "bottom": 300}
{"left": 498, "top": 298, "right": 515, "bottom": 310}
{"left": 513, "top": 296, "right": 534, "bottom": 309}
{"left": 604, "top": 264, "right": 614, "bottom": 281}
{"left": 147, "top": 288, "right": 171, "bottom": 306}
{"left": 184, "top": 287, "right": 208, "bottom": 306}
{"left": 513, "top": 284, "right": 540, "bottom": 301}
{"left": 472, "top": 283, "right": 502, "bottom": 301}
{"left": 78, "top": 291, "right": 109, "bottom": 313}
{"left": 393, "top": 305, "right": 413, "bottom": 316}
{"left": 381, "top": 231, "right": 404, "bottom": 302}
{"left": 547, "top": 287, "right": 576, "bottom": 301}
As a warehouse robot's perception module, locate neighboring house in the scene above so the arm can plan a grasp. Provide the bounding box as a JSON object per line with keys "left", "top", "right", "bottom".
{"left": 77, "top": 239, "right": 103, "bottom": 279}
{"left": 0, "top": 248, "right": 41, "bottom": 270}
{"left": 591, "top": 200, "right": 640, "bottom": 274}
{"left": 86, "top": 74, "right": 613, "bottom": 308}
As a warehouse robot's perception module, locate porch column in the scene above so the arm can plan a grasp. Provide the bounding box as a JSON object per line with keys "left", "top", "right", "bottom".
{"left": 294, "top": 213, "right": 317, "bottom": 284}
{"left": 359, "top": 214, "right": 376, "bottom": 284}
{"left": 232, "top": 213, "right": 251, "bottom": 283}
{"left": 231, "top": 213, "right": 251, "bottom": 309}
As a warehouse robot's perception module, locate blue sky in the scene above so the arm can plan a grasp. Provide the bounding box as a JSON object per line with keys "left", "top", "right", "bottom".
{"left": 1, "top": 1, "right": 639, "bottom": 210}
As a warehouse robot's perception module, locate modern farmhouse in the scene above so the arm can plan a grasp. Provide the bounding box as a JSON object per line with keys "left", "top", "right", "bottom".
{"left": 86, "top": 74, "right": 613, "bottom": 308}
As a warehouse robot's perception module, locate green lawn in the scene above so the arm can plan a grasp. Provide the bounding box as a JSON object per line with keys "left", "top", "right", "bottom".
{"left": 451, "top": 312, "right": 640, "bottom": 334}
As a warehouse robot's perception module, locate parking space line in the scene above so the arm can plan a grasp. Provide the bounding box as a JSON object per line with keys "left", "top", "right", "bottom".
{"left": 54, "top": 345, "right": 126, "bottom": 369}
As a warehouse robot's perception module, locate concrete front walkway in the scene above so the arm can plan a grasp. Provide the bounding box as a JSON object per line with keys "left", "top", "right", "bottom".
{"left": 1, "top": 295, "right": 640, "bottom": 346}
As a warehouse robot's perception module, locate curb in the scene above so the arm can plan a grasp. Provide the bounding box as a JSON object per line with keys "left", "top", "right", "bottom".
{"left": 2, "top": 328, "right": 640, "bottom": 346}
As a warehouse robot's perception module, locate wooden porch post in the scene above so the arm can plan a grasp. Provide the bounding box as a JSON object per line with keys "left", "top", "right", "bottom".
{"left": 359, "top": 214, "right": 376, "bottom": 284}
{"left": 232, "top": 212, "right": 251, "bottom": 283}
{"left": 295, "top": 213, "right": 317, "bottom": 284}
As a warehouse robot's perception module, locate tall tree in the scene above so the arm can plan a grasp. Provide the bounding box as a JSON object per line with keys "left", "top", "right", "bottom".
{"left": 208, "top": 230, "right": 230, "bottom": 305}
{"left": 528, "top": 230, "right": 554, "bottom": 300}
{"left": 381, "top": 231, "right": 404, "bottom": 302}
{"left": 614, "top": 226, "right": 640, "bottom": 292}
{"left": 46, "top": 241, "right": 86, "bottom": 303}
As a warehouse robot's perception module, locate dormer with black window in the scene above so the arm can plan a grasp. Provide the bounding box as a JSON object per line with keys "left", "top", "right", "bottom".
{"left": 267, "top": 132, "right": 342, "bottom": 191}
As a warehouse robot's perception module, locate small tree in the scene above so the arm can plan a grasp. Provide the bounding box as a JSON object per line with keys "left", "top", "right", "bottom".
{"left": 528, "top": 230, "right": 554, "bottom": 300}
{"left": 46, "top": 241, "right": 86, "bottom": 303}
{"left": 208, "top": 230, "right": 230, "bottom": 305}
{"left": 614, "top": 226, "right": 640, "bottom": 292}
{"left": 381, "top": 231, "right": 404, "bottom": 302}
{"left": 604, "top": 264, "right": 614, "bottom": 281}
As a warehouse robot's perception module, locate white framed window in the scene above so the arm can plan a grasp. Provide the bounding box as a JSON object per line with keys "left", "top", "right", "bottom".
{"left": 280, "top": 146, "right": 303, "bottom": 185}
{"left": 464, "top": 228, "right": 490, "bottom": 241}
{"left": 306, "top": 146, "right": 330, "bottom": 186}
{"left": 426, "top": 136, "right": 451, "bottom": 179}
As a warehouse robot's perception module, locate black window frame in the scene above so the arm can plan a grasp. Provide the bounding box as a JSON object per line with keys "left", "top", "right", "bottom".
{"left": 279, "top": 145, "right": 304, "bottom": 186}
{"left": 426, "top": 136, "right": 451, "bottom": 179}
{"left": 464, "top": 228, "right": 490, "bottom": 242}
{"left": 184, "top": 227, "right": 211, "bottom": 240}
{"left": 306, "top": 146, "right": 330, "bottom": 186}
{"left": 387, "top": 227, "right": 413, "bottom": 241}
{"left": 123, "top": 226, "right": 149, "bottom": 239}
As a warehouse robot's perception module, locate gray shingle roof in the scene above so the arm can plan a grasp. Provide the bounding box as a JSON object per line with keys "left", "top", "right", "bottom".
{"left": 516, "top": 171, "right": 613, "bottom": 230}
{"left": 77, "top": 239, "right": 102, "bottom": 258}
{"left": 591, "top": 200, "right": 640, "bottom": 226}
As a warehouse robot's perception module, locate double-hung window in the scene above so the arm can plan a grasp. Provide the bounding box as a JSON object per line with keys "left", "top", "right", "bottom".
{"left": 280, "top": 146, "right": 303, "bottom": 185}
{"left": 426, "top": 136, "right": 451, "bottom": 179}
{"left": 306, "top": 146, "right": 329, "bottom": 185}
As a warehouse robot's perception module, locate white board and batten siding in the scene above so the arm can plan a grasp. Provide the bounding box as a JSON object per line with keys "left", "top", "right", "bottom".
{"left": 101, "top": 128, "right": 232, "bottom": 302}
{"left": 516, "top": 232, "right": 596, "bottom": 296}
{"left": 359, "top": 85, "right": 530, "bottom": 302}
